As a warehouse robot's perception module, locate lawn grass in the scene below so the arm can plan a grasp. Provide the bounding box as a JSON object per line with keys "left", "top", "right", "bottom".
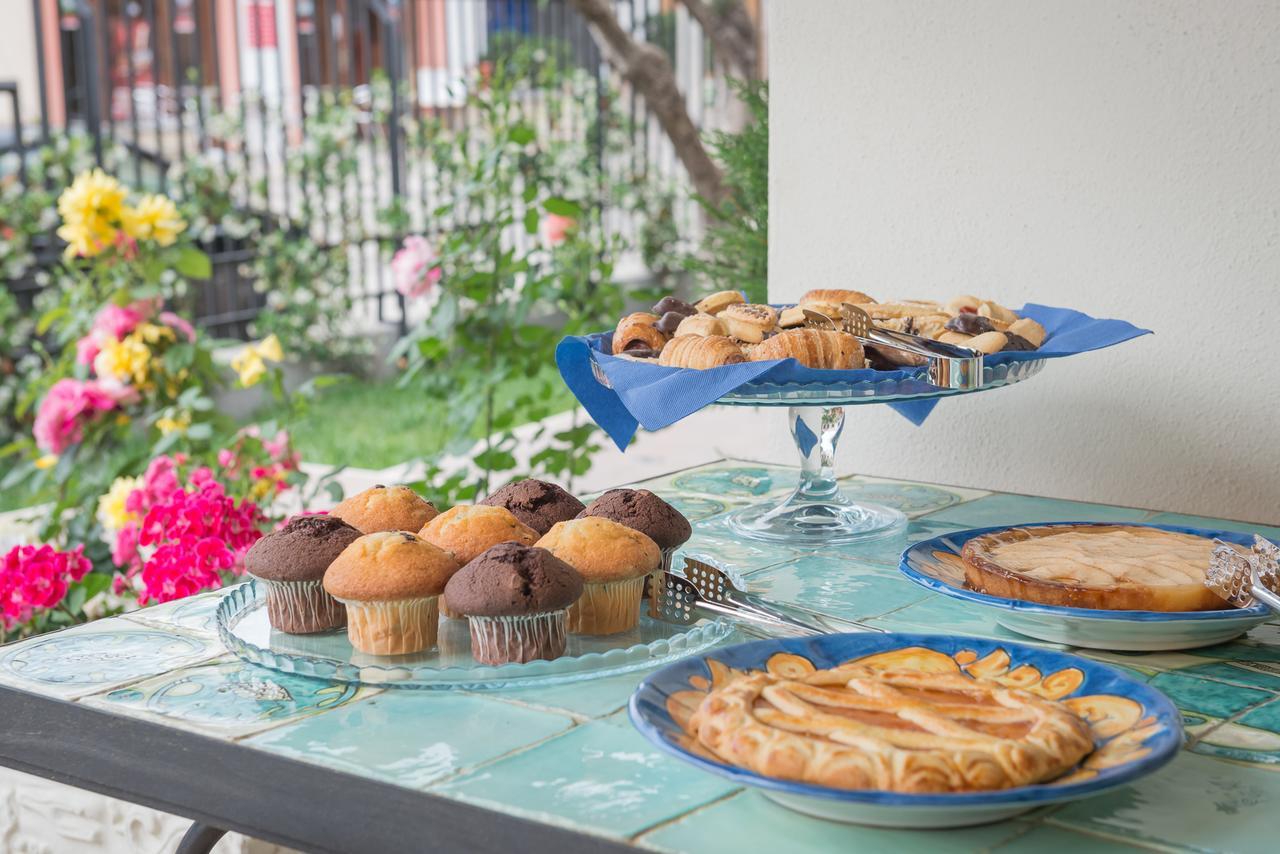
{"left": 253, "top": 368, "right": 578, "bottom": 470}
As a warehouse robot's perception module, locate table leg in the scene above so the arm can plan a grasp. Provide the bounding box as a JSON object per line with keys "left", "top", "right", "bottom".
{"left": 176, "top": 821, "right": 228, "bottom": 854}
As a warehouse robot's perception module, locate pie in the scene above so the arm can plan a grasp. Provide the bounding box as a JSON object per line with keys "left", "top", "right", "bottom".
{"left": 962, "top": 524, "right": 1228, "bottom": 612}
{"left": 686, "top": 665, "right": 1094, "bottom": 792}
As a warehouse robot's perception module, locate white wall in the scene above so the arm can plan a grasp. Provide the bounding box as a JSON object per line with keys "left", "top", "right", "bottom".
{"left": 0, "top": 1, "right": 40, "bottom": 127}
{"left": 767, "top": 1, "right": 1280, "bottom": 525}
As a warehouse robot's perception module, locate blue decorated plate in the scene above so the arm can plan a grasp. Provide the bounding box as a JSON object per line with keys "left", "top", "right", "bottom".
{"left": 629, "top": 633, "right": 1181, "bottom": 827}
{"left": 900, "top": 523, "right": 1273, "bottom": 651}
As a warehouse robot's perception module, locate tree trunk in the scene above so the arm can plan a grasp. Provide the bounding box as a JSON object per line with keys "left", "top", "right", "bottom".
{"left": 567, "top": 0, "right": 726, "bottom": 205}
{"left": 677, "top": 0, "right": 759, "bottom": 81}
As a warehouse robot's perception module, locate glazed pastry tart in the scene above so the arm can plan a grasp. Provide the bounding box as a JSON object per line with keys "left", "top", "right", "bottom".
{"left": 961, "top": 524, "right": 1229, "bottom": 612}
{"left": 687, "top": 665, "right": 1093, "bottom": 792}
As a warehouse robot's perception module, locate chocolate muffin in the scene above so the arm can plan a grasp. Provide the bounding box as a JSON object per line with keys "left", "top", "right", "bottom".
{"left": 245, "top": 514, "right": 362, "bottom": 634}
{"left": 480, "top": 479, "right": 585, "bottom": 536}
{"left": 445, "top": 542, "right": 584, "bottom": 665}
{"left": 576, "top": 489, "right": 691, "bottom": 551}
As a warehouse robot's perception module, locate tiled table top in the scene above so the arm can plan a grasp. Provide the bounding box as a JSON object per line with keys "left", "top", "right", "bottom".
{"left": 3, "top": 459, "right": 1280, "bottom": 853}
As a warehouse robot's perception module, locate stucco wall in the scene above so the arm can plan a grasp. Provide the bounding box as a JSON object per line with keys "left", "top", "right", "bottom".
{"left": 767, "top": 1, "right": 1280, "bottom": 524}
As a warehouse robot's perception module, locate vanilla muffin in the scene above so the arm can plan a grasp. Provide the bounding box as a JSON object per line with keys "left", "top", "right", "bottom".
{"left": 536, "top": 517, "right": 660, "bottom": 635}
{"left": 323, "top": 531, "right": 459, "bottom": 655}
{"left": 330, "top": 485, "right": 438, "bottom": 534}
{"left": 419, "top": 505, "right": 540, "bottom": 619}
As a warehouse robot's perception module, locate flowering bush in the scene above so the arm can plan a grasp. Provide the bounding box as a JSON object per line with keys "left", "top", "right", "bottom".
{"left": 0, "top": 545, "right": 92, "bottom": 633}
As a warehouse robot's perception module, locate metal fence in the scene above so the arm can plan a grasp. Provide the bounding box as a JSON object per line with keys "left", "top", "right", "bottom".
{"left": 5, "top": 0, "right": 751, "bottom": 339}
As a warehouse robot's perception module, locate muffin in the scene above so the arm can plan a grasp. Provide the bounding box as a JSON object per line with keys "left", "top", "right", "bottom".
{"left": 323, "top": 531, "right": 459, "bottom": 655}
{"left": 244, "top": 514, "right": 362, "bottom": 634}
{"left": 329, "top": 484, "right": 438, "bottom": 534}
{"left": 444, "top": 542, "right": 584, "bottom": 665}
{"left": 419, "top": 505, "right": 540, "bottom": 618}
{"left": 536, "top": 517, "right": 661, "bottom": 635}
{"left": 480, "top": 479, "right": 585, "bottom": 536}
{"left": 577, "top": 488, "right": 692, "bottom": 568}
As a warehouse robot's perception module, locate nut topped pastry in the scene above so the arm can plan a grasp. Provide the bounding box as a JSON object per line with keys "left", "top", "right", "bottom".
{"left": 480, "top": 478, "right": 585, "bottom": 536}
{"left": 687, "top": 664, "right": 1094, "bottom": 792}
{"left": 330, "top": 485, "right": 438, "bottom": 534}
{"left": 720, "top": 303, "right": 779, "bottom": 344}
{"left": 536, "top": 517, "right": 661, "bottom": 635}
{"left": 962, "top": 524, "right": 1229, "bottom": 611}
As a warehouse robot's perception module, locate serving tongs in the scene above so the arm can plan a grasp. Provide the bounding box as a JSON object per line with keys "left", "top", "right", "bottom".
{"left": 652, "top": 557, "right": 881, "bottom": 638}
{"left": 805, "top": 304, "right": 983, "bottom": 391}
{"left": 1205, "top": 535, "right": 1280, "bottom": 613}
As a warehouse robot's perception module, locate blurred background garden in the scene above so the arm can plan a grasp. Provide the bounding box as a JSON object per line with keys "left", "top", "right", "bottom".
{"left": 0, "top": 0, "right": 768, "bottom": 638}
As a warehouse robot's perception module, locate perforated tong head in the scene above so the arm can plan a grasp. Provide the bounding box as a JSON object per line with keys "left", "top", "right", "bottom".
{"left": 805, "top": 304, "right": 983, "bottom": 391}
{"left": 1205, "top": 535, "right": 1280, "bottom": 613}
{"left": 651, "top": 556, "right": 880, "bottom": 638}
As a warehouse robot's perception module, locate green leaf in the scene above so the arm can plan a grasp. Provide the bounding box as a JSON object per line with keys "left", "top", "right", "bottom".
{"left": 543, "top": 197, "right": 581, "bottom": 219}
{"left": 523, "top": 208, "right": 539, "bottom": 235}
{"left": 509, "top": 123, "right": 536, "bottom": 145}
{"left": 185, "top": 422, "right": 214, "bottom": 441}
{"left": 174, "top": 245, "right": 213, "bottom": 279}
{"left": 36, "top": 306, "right": 68, "bottom": 335}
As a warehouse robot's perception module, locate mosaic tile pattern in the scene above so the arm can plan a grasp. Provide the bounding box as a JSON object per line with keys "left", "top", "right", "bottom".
{"left": 0, "top": 466, "right": 1278, "bottom": 852}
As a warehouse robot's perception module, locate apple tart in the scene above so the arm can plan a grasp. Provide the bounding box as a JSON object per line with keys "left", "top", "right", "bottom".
{"left": 687, "top": 665, "right": 1093, "bottom": 793}
{"left": 962, "top": 525, "right": 1228, "bottom": 612}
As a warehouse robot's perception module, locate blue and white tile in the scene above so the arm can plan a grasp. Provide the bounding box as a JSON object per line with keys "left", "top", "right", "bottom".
{"left": 124, "top": 585, "right": 240, "bottom": 637}
{"left": 432, "top": 721, "right": 738, "bottom": 838}
{"left": 838, "top": 475, "right": 987, "bottom": 518}
{"left": 248, "top": 691, "right": 572, "bottom": 788}
{"left": 744, "top": 555, "right": 930, "bottom": 622}
{"left": 81, "top": 656, "right": 377, "bottom": 738}
{"left": 670, "top": 463, "right": 798, "bottom": 499}
{"left": 482, "top": 670, "right": 651, "bottom": 720}
{"left": 0, "top": 618, "right": 220, "bottom": 699}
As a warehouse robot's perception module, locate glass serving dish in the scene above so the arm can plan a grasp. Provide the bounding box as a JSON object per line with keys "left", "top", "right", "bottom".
{"left": 592, "top": 357, "right": 1045, "bottom": 547}
{"left": 216, "top": 580, "right": 735, "bottom": 690}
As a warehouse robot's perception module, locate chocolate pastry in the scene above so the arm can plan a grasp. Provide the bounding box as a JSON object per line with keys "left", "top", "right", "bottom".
{"left": 1001, "top": 332, "right": 1037, "bottom": 351}
{"left": 653, "top": 296, "right": 696, "bottom": 318}
{"left": 945, "top": 313, "right": 996, "bottom": 336}
{"left": 655, "top": 311, "right": 686, "bottom": 336}
{"left": 612, "top": 312, "right": 667, "bottom": 355}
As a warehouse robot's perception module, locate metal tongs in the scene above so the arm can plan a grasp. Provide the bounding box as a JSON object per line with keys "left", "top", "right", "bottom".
{"left": 805, "top": 304, "right": 983, "bottom": 390}
{"left": 652, "top": 557, "right": 881, "bottom": 638}
{"left": 1205, "top": 535, "right": 1280, "bottom": 612}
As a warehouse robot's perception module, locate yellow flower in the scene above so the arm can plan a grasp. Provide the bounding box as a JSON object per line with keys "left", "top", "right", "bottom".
{"left": 155, "top": 411, "right": 191, "bottom": 435}
{"left": 96, "top": 475, "right": 141, "bottom": 534}
{"left": 93, "top": 332, "right": 152, "bottom": 387}
{"left": 231, "top": 335, "right": 284, "bottom": 388}
{"left": 34, "top": 454, "right": 58, "bottom": 470}
{"left": 121, "top": 193, "right": 185, "bottom": 246}
{"left": 57, "top": 169, "right": 127, "bottom": 258}
{"left": 135, "top": 323, "right": 175, "bottom": 345}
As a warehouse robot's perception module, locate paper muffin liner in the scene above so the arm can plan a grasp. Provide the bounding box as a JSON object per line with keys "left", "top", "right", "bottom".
{"left": 567, "top": 576, "right": 645, "bottom": 635}
{"left": 468, "top": 610, "right": 569, "bottom": 665}
{"left": 439, "top": 595, "right": 466, "bottom": 621}
{"left": 338, "top": 596, "right": 440, "bottom": 655}
{"left": 254, "top": 577, "right": 347, "bottom": 634}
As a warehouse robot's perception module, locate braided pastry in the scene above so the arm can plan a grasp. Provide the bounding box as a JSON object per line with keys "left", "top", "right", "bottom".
{"left": 658, "top": 335, "right": 746, "bottom": 369}
{"left": 749, "top": 328, "right": 864, "bottom": 369}
{"left": 612, "top": 312, "right": 668, "bottom": 355}
{"left": 688, "top": 666, "right": 1093, "bottom": 793}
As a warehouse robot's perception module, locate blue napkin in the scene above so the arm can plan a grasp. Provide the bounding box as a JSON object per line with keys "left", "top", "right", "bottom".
{"left": 556, "top": 304, "right": 1151, "bottom": 451}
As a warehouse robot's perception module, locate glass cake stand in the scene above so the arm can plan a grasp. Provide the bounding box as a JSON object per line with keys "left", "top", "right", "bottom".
{"left": 711, "top": 359, "right": 1046, "bottom": 546}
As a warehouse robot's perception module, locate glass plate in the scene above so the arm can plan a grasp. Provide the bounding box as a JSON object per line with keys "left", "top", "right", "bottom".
{"left": 216, "top": 581, "right": 734, "bottom": 690}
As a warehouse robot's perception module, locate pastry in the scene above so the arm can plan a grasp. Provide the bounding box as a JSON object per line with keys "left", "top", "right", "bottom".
{"left": 799, "top": 288, "right": 877, "bottom": 306}
{"left": 655, "top": 311, "right": 686, "bottom": 336}
{"left": 658, "top": 335, "right": 746, "bottom": 369}
{"left": 612, "top": 312, "right": 667, "bottom": 355}
{"left": 536, "top": 517, "right": 660, "bottom": 635}
{"left": 480, "top": 478, "right": 585, "bottom": 536}
{"left": 720, "top": 304, "right": 779, "bottom": 344}
{"left": 323, "top": 531, "right": 459, "bottom": 654}
{"left": 244, "top": 514, "right": 361, "bottom": 634}
{"left": 419, "top": 505, "right": 540, "bottom": 566}
{"left": 688, "top": 664, "right": 1093, "bottom": 792}
{"left": 777, "top": 306, "right": 809, "bottom": 328}
{"left": 674, "top": 314, "right": 726, "bottom": 338}
{"left": 962, "top": 524, "right": 1230, "bottom": 611}
{"left": 864, "top": 301, "right": 944, "bottom": 321}
{"left": 694, "top": 290, "right": 746, "bottom": 315}
{"left": 749, "top": 328, "right": 864, "bottom": 369}
{"left": 330, "top": 484, "right": 438, "bottom": 534}
{"left": 653, "top": 296, "right": 697, "bottom": 318}
{"left": 443, "top": 542, "right": 584, "bottom": 665}
{"left": 1008, "top": 317, "right": 1046, "bottom": 348}
{"left": 965, "top": 331, "right": 1008, "bottom": 355}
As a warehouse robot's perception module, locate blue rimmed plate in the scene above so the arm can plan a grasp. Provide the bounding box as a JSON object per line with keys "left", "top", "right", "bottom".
{"left": 628, "top": 633, "right": 1181, "bottom": 828}
{"left": 900, "top": 523, "right": 1273, "bottom": 651}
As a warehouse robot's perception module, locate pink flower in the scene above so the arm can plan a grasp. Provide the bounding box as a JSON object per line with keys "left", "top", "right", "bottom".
{"left": 391, "top": 235, "right": 442, "bottom": 298}
{"left": 75, "top": 334, "right": 104, "bottom": 367}
{"left": 541, "top": 213, "right": 576, "bottom": 246}
{"left": 0, "top": 544, "right": 93, "bottom": 630}
{"left": 159, "top": 311, "right": 196, "bottom": 342}
{"left": 217, "top": 449, "right": 236, "bottom": 468}
{"left": 33, "top": 379, "right": 120, "bottom": 454}
{"left": 93, "top": 301, "right": 153, "bottom": 340}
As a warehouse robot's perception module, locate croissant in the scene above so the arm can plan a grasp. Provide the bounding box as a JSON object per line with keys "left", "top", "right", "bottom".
{"left": 749, "top": 329, "right": 864, "bottom": 369}
{"left": 658, "top": 335, "right": 746, "bottom": 369}
{"left": 800, "top": 288, "right": 877, "bottom": 306}
{"left": 612, "top": 312, "right": 668, "bottom": 355}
